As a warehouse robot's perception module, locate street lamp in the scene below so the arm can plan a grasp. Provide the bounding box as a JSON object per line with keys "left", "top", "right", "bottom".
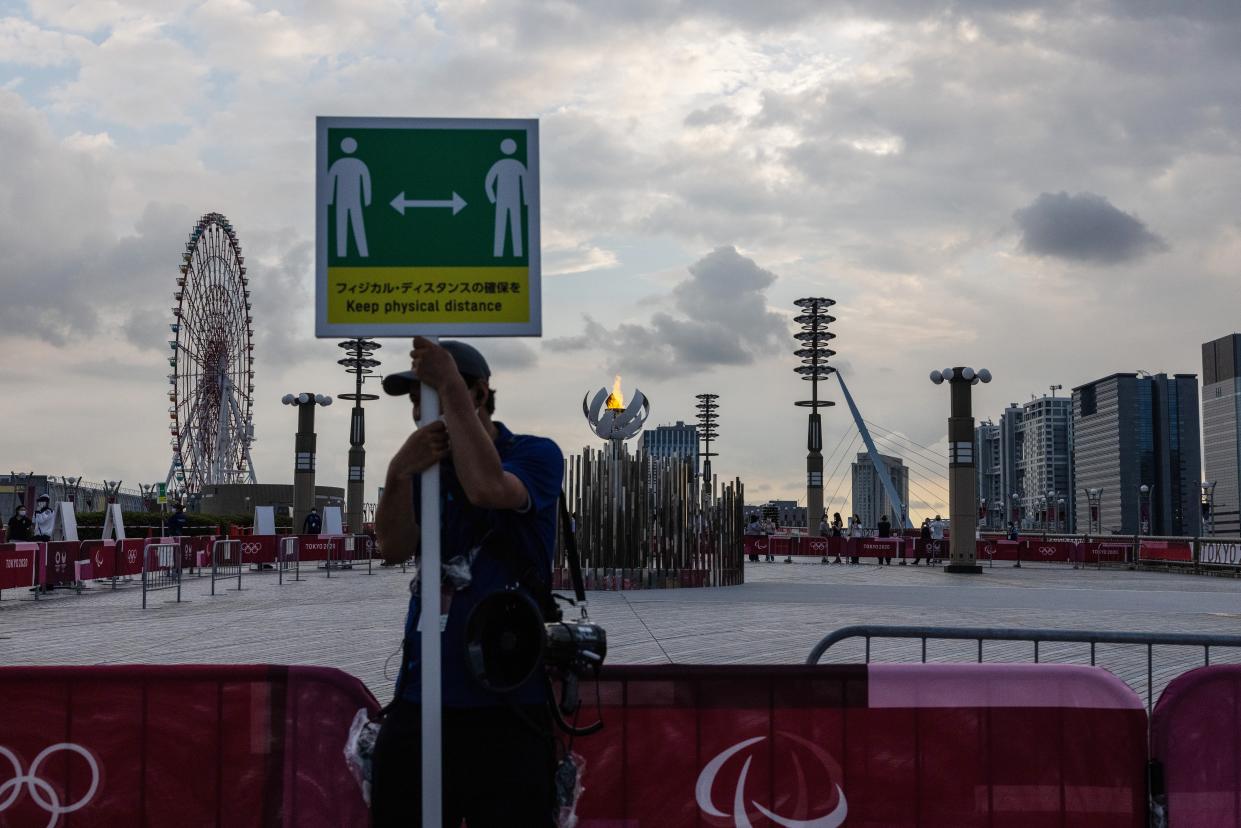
{"left": 1011, "top": 492, "right": 1021, "bottom": 528}
{"left": 793, "top": 297, "right": 836, "bottom": 536}
{"left": 1201, "top": 481, "right": 1216, "bottom": 537}
{"left": 929, "top": 365, "right": 992, "bottom": 573}
{"left": 338, "top": 339, "right": 382, "bottom": 534}
{"left": 1046, "top": 490, "right": 1057, "bottom": 536}
{"left": 1084, "top": 487, "right": 1103, "bottom": 536}
{"left": 282, "top": 392, "right": 332, "bottom": 534}
{"left": 1139, "top": 484, "right": 1152, "bottom": 536}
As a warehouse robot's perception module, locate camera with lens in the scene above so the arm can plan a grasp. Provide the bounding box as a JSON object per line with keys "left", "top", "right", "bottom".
{"left": 464, "top": 498, "right": 607, "bottom": 736}
{"left": 465, "top": 587, "right": 608, "bottom": 736}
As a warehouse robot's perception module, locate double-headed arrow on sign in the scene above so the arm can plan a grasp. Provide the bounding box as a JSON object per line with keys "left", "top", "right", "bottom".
{"left": 389, "top": 191, "right": 467, "bottom": 216}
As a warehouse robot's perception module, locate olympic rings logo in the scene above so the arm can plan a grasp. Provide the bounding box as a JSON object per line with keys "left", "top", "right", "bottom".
{"left": 0, "top": 743, "right": 100, "bottom": 828}
{"left": 240, "top": 543, "right": 262, "bottom": 555}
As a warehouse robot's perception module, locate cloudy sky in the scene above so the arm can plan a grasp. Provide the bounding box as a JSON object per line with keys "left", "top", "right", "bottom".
{"left": 1, "top": 0, "right": 1238, "bottom": 519}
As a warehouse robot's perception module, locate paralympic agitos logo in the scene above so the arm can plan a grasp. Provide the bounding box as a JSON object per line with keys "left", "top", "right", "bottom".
{"left": 696, "top": 733, "right": 848, "bottom": 827}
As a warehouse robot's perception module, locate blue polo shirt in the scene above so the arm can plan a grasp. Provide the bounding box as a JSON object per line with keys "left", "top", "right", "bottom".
{"left": 399, "top": 421, "right": 563, "bottom": 708}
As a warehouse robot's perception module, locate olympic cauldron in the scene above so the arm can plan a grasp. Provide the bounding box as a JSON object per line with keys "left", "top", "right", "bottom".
{"left": 583, "top": 375, "right": 650, "bottom": 442}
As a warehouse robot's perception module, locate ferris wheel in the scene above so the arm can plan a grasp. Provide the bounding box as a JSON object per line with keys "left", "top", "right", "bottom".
{"left": 166, "top": 212, "right": 257, "bottom": 498}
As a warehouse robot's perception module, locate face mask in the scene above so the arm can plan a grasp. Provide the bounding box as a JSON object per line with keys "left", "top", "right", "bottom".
{"left": 17, "top": 510, "right": 26, "bottom": 516}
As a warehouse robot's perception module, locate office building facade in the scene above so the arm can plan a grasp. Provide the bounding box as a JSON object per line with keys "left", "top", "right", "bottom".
{"left": 978, "top": 398, "right": 1074, "bottom": 530}
{"left": 1016, "top": 396, "right": 1075, "bottom": 532}
{"left": 1203, "top": 334, "right": 1241, "bottom": 534}
{"left": 638, "top": 421, "right": 700, "bottom": 477}
{"left": 851, "top": 453, "right": 910, "bottom": 530}
{"left": 975, "top": 420, "right": 1005, "bottom": 529}
{"left": 1072, "top": 373, "right": 1201, "bottom": 536}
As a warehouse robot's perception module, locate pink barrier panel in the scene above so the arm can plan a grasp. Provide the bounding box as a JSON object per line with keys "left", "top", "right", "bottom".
{"left": 177, "top": 535, "right": 214, "bottom": 569}
{"left": 853, "top": 537, "right": 902, "bottom": 559}
{"left": 0, "top": 665, "right": 379, "bottom": 827}
{"left": 239, "top": 535, "right": 279, "bottom": 565}
{"left": 573, "top": 663, "right": 1146, "bottom": 827}
{"left": 297, "top": 535, "right": 343, "bottom": 562}
{"left": 1081, "top": 541, "right": 1134, "bottom": 564}
{"left": 745, "top": 536, "right": 842, "bottom": 558}
{"left": 915, "top": 538, "right": 948, "bottom": 559}
{"left": 1138, "top": 539, "right": 1193, "bottom": 563}
{"left": 978, "top": 539, "right": 1020, "bottom": 560}
{"left": 1152, "top": 665, "right": 1241, "bottom": 826}
{"left": 1021, "top": 540, "right": 1075, "bottom": 562}
{"left": 0, "top": 543, "right": 38, "bottom": 591}
{"left": 116, "top": 539, "right": 148, "bottom": 577}
{"left": 77, "top": 539, "right": 117, "bottom": 580}
{"left": 41, "top": 541, "right": 82, "bottom": 587}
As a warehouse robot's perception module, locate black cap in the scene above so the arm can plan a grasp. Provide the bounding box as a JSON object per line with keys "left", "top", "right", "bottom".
{"left": 382, "top": 341, "right": 492, "bottom": 396}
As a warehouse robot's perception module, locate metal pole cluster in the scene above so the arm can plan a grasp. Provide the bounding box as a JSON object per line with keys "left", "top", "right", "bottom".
{"left": 338, "top": 338, "right": 382, "bottom": 534}
{"left": 560, "top": 447, "right": 745, "bottom": 587}
{"left": 793, "top": 298, "right": 836, "bottom": 534}
{"left": 694, "top": 394, "right": 720, "bottom": 506}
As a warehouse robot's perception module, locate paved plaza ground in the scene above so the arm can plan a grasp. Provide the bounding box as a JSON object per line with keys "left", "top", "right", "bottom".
{"left": 3, "top": 559, "right": 1240, "bottom": 706}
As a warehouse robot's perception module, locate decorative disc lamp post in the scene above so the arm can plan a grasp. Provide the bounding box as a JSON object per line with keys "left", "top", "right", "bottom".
{"left": 695, "top": 394, "right": 720, "bottom": 507}
{"left": 282, "top": 392, "right": 332, "bottom": 533}
{"left": 338, "top": 339, "right": 381, "bottom": 533}
{"left": 793, "top": 298, "right": 836, "bottom": 535}
{"left": 929, "top": 366, "right": 992, "bottom": 573}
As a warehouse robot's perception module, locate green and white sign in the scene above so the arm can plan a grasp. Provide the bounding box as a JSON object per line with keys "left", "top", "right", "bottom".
{"left": 315, "top": 116, "right": 541, "bottom": 337}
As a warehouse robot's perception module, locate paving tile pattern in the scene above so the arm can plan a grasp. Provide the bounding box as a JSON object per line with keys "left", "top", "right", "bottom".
{"left": 3, "top": 560, "right": 1240, "bottom": 707}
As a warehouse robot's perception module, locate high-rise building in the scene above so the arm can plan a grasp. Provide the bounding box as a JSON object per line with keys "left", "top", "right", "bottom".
{"left": 1072, "top": 373, "right": 1201, "bottom": 536}
{"left": 999, "top": 403, "right": 1024, "bottom": 525}
{"left": 851, "top": 453, "right": 910, "bottom": 530}
{"left": 979, "top": 399, "right": 1073, "bottom": 530}
{"left": 1016, "top": 395, "right": 1075, "bottom": 532}
{"left": 1203, "top": 334, "right": 1241, "bottom": 535}
{"left": 638, "top": 420, "right": 700, "bottom": 477}
{"left": 975, "top": 420, "right": 1004, "bottom": 529}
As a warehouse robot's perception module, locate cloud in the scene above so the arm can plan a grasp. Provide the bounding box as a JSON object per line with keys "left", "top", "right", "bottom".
{"left": 684, "top": 103, "right": 738, "bottom": 127}
{"left": 0, "top": 17, "right": 91, "bottom": 65}
{"left": 1013, "top": 191, "right": 1168, "bottom": 265}
{"left": 550, "top": 246, "right": 788, "bottom": 378}
{"left": 459, "top": 339, "right": 539, "bottom": 374}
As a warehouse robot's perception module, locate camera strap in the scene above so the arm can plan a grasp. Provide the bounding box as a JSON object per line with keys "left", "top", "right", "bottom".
{"left": 557, "top": 494, "right": 587, "bottom": 608}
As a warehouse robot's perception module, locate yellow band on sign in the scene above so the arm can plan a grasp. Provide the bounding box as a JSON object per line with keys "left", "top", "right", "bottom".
{"left": 327, "top": 267, "right": 531, "bottom": 325}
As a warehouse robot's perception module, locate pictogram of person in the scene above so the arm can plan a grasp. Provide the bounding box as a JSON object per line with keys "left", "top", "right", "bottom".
{"left": 327, "top": 137, "right": 371, "bottom": 257}
{"left": 485, "top": 138, "right": 529, "bottom": 257}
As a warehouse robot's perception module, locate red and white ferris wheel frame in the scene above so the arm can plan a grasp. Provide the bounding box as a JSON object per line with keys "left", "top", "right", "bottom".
{"left": 167, "top": 212, "right": 256, "bottom": 497}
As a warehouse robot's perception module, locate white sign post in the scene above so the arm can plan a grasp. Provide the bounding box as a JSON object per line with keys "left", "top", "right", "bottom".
{"left": 316, "top": 117, "right": 542, "bottom": 825}
{"left": 322, "top": 505, "right": 344, "bottom": 535}
{"left": 253, "top": 505, "right": 276, "bottom": 537}
{"left": 418, "top": 375, "right": 442, "bottom": 827}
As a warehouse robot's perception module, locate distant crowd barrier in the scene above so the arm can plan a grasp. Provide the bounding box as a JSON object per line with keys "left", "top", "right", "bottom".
{"left": 0, "top": 534, "right": 379, "bottom": 606}
{"left": 141, "top": 542, "right": 181, "bottom": 608}
{"left": 746, "top": 533, "right": 1236, "bottom": 573}
{"left": 0, "top": 665, "right": 378, "bottom": 826}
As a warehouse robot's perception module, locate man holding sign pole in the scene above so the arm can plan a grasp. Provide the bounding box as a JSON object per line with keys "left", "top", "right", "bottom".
{"left": 371, "top": 337, "right": 563, "bottom": 827}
